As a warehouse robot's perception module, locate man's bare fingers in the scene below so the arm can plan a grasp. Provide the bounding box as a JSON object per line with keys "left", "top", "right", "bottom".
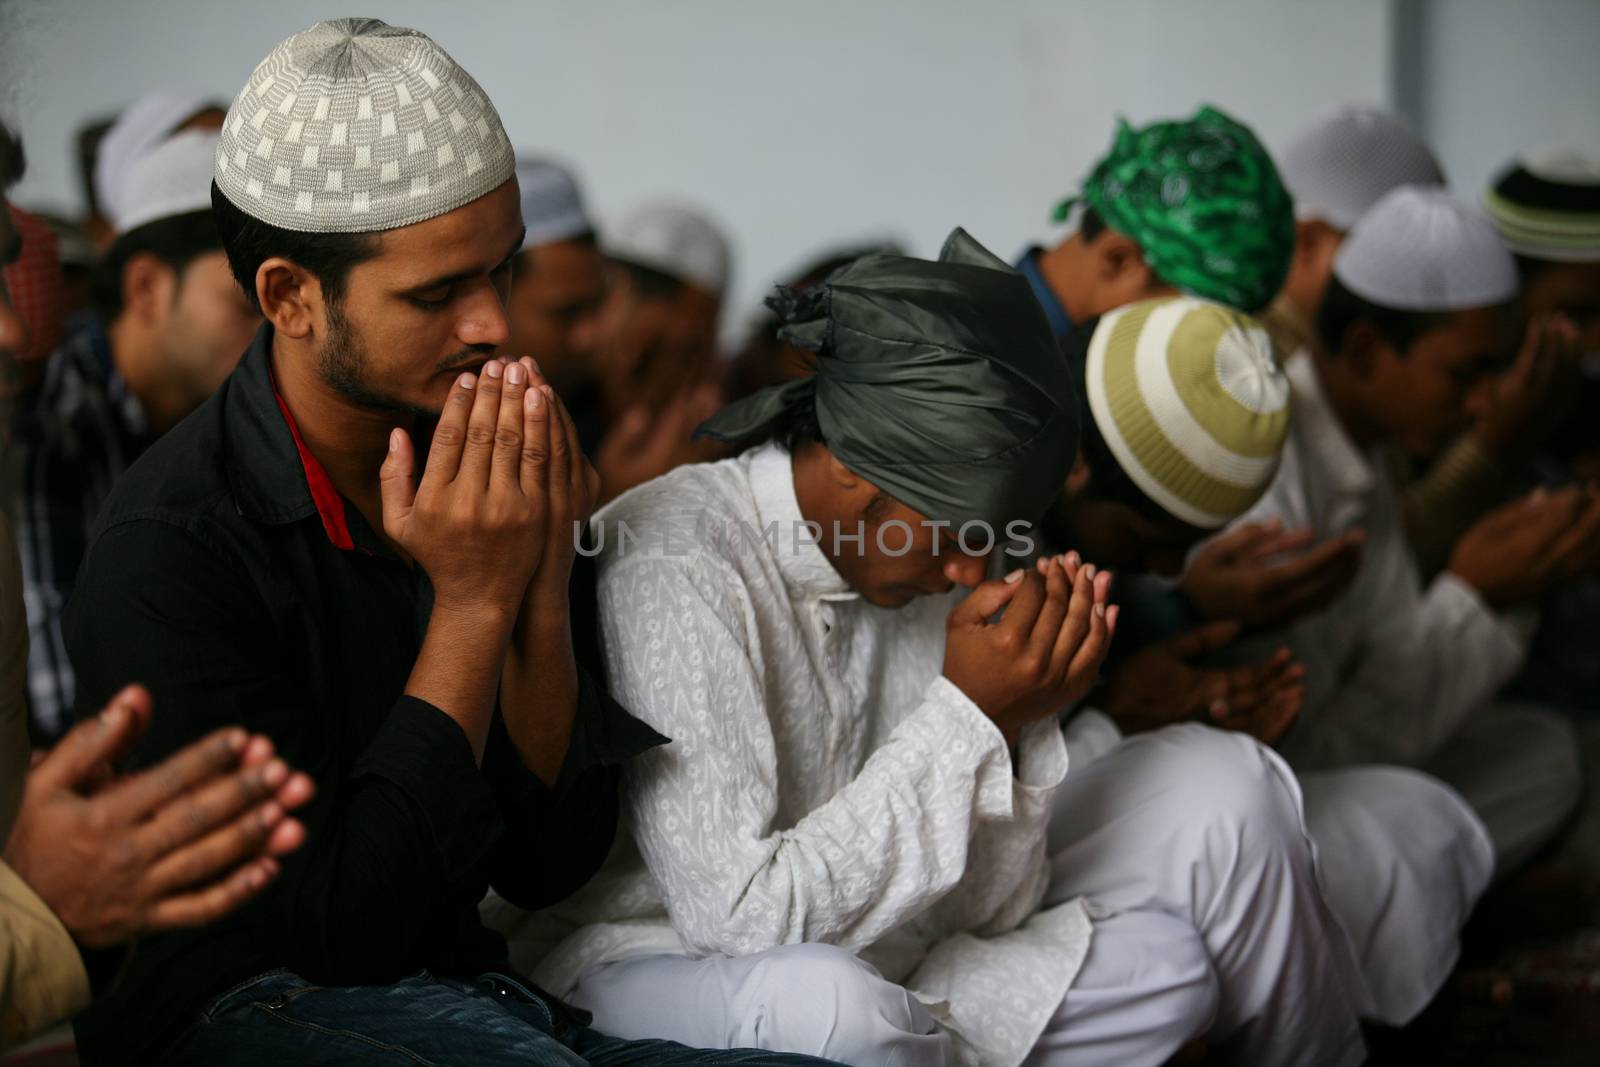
{"left": 141, "top": 857, "right": 280, "bottom": 935}
{"left": 30, "top": 685, "right": 154, "bottom": 794}
{"left": 1167, "top": 619, "right": 1242, "bottom": 660}
{"left": 141, "top": 794, "right": 287, "bottom": 896}
{"left": 1063, "top": 598, "right": 1111, "bottom": 684}
{"left": 519, "top": 381, "right": 551, "bottom": 496}
{"left": 1242, "top": 525, "right": 1321, "bottom": 564}
{"left": 422, "top": 374, "right": 478, "bottom": 485}
{"left": 547, "top": 387, "right": 576, "bottom": 503}
{"left": 1025, "top": 559, "right": 1071, "bottom": 672}
{"left": 1052, "top": 565, "right": 1099, "bottom": 675}
{"left": 1260, "top": 530, "right": 1364, "bottom": 591}
{"left": 518, "top": 356, "right": 548, "bottom": 391}
{"left": 950, "top": 575, "right": 1024, "bottom": 627}
{"left": 1207, "top": 518, "right": 1284, "bottom": 562}
{"left": 272, "top": 771, "right": 316, "bottom": 813}
{"left": 487, "top": 360, "right": 529, "bottom": 489}
{"left": 133, "top": 757, "right": 288, "bottom": 860}
{"left": 455, "top": 359, "right": 507, "bottom": 487}
{"left": 997, "top": 570, "right": 1048, "bottom": 642}
{"left": 103, "top": 727, "right": 249, "bottom": 822}
{"left": 264, "top": 816, "right": 307, "bottom": 857}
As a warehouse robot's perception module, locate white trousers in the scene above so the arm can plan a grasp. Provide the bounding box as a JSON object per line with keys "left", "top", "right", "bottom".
{"left": 1422, "top": 702, "right": 1582, "bottom": 874}
{"left": 1079, "top": 712, "right": 1500, "bottom": 1027}
{"left": 570, "top": 722, "right": 1366, "bottom": 1067}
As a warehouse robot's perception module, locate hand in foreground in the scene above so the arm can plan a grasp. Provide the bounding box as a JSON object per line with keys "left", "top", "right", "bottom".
{"left": 507, "top": 357, "right": 600, "bottom": 603}
{"left": 1449, "top": 484, "right": 1600, "bottom": 610}
{"left": 3, "top": 685, "right": 314, "bottom": 948}
{"left": 380, "top": 359, "right": 552, "bottom": 618}
{"left": 1181, "top": 519, "right": 1364, "bottom": 628}
{"left": 1094, "top": 620, "right": 1304, "bottom": 746}
{"left": 594, "top": 383, "right": 725, "bottom": 506}
{"left": 943, "top": 554, "right": 1117, "bottom": 746}
{"left": 1474, "top": 314, "right": 1580, "bottom": 456}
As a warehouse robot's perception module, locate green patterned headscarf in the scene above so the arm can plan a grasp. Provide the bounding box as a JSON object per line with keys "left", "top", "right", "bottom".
{"left": 1056, "top": 105, "right": 1294, "bottom": 313}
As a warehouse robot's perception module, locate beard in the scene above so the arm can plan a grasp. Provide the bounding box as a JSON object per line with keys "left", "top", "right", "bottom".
{"left": 317, "top": 302, "right": 491, "bottom": 421}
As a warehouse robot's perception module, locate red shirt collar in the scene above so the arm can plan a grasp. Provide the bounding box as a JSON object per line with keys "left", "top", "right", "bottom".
{"left": 270, "top": 376, "right": 355, "bottom": 551}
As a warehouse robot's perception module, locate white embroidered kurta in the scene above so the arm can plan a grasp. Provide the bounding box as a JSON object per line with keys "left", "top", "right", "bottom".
{"left": 494, "top": 444, "right": 1091, "bottom": 1067}
{"left": 1235, "top": 353, "right": 1533, "bottom": 771}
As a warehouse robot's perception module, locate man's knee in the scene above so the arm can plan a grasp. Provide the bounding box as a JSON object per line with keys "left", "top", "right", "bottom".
{"left": 1510, "top": 705, "right": 1583, "bottom": 819}
{"left": 734, "top": 944, "right": 947, "bottom": 1065}
{"left": 1136, "top": 724, "right": 1307, "bottom": 853}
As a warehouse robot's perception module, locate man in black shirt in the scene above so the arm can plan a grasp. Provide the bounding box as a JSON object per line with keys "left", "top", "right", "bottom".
{"left": 64, "top": 18, "right": 831, "bottom": 1067}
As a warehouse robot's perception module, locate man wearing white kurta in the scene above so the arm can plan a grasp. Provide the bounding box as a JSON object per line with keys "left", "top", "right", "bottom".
{"left": 490, "top": 234, "right": 1365, "bottom": 1066}
{"left": 1229, "top": 187, "right": 1585, "bottom": 876}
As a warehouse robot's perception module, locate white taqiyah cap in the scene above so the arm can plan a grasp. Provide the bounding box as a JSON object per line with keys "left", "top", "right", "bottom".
{"left": 517, "top": 157, "right": 593, "bottom": 249}
{"left": 1334, "top": 185, "right": 1517, "bottom": 311}
{"left": 609, "top": 201, "right": 731, "bottom": 297}
{"left": 1278, "top": 105, "right": 1445, "bottom": 231}
{"left": 214, "top": 18, "right": 515, "bottom": 233}
{"left": 96, "top": 88, "right": 218, "bottom": 227}
{"left": 117, "top": 130, "right": 220, "bottom": 234}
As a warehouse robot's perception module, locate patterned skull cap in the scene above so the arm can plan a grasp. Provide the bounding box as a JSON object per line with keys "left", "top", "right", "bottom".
{"left": 215, "top": 18, "right": 515, "bottom": 233}
{"left": 1055, "top": 105, "right": 1295, "bottom": 314}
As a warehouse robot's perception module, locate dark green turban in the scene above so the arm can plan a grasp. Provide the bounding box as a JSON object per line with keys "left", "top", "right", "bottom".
{"left": 696, "top": 229, "right": 1079, "bottom": 533}
{"left": 1056, "top": 104, "right": 1294, "bottom": 313}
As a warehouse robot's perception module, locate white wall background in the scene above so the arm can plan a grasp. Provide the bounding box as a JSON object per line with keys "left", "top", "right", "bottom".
{"left": 1398, "top": 0, "right": 1600, "bottom": 198}
{"left": 3, "top": 0, "right": 1587, "bottom": 341}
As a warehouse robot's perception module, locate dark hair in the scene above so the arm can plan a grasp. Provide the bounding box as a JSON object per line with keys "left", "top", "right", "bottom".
{"left": 0, "top": 119, "right": 25, "bottom": 189}
{"left": 770, "top": 393, "right": 823, "bottom": 453}
{"left": 1059, "top": 320, "right": 1173, "bottom": 524}
{"left": 612, "top": 255, "right": 685, "bottom": 301}
{"left": 75, "top": 116, "right": 114, "bottom": 216}
{"left": 92, "top": 210, "right": 225, "bottom": 318}
{"left": 513, "top": 228, "right": 598, "bottom": 274}
{"left": 1078, "top": 206, "right": 1106, "bottom": 243}
{"left": 1315, "top": 275, "right": 1451, "bottom": 356}
{"left": 210, "top": 182, "right": 379, "bottom": 311}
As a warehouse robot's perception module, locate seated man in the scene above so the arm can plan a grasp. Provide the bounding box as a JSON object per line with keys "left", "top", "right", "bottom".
{"left": 63, "top": 19, "right": 830, "bottom": 1067}
{"left": 1014, "top": 104, "right": 1293, "bottom": 339}
{"left": 1, "top": 129, "right": 312, "bottom": 1050}
{"left": 1219, "top": 186, "right": 1593, "bottom": 875}
{"left": 5, "top": 128, "right": 259, "bottom": 741}
{"left": 1046, "top": 296, "right": 1495, "bottom": 1025}
{"left": 496, "top": 231, "right": 1367, "bottom": 1066}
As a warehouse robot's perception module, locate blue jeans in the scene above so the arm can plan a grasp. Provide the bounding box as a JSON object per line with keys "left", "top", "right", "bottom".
{"left": 159, "top": 969, "right": 840, "bottom": 1066}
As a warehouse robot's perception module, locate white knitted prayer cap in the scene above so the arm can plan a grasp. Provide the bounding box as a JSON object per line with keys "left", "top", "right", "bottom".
{"left": 517, "top": 158, "right": 592, "bottom": 250}
{"left": 609, "top": 202, "right": 731, "bottom": 297}
{"left": 97, "top": 88, "right": 219, "bottom": 228}
{"left": 1335, "top": 186, "right": 1518, "bottom": 312}
{"left": 215, "top": 18, "right": 515, "bottom": 233}
{"left": 117, "top": 130, "right": 220, "bottom": 234}
{"left": 1278, "top": 105, "right": 1445, "bottom": 231}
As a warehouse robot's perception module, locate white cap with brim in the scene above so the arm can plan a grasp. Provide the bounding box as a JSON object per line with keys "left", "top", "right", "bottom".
{"left": 1278, "top": 105, "right": 1445, "bottom": 231}
{"left": 609, "top": 202, "right": 731, "bottom": 297}
{"left": 97, "top": 88, "right": 217, "bottom": 228}
{"left": 517, "top": 157, "right": 592, "bottom": 250}
{"left": 117, "top": 130, "right": 220, "bottom": 235}
{"left": 1334, "top": 185, "right": 1518, "bottom": 311}
{"left": 214, "top": 18, "right": 515, "bottom": 234}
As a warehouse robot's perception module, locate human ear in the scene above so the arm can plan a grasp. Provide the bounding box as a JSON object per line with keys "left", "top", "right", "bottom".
{"left": 121, "top": 252, "right": 177, "bottom": 325}
{"left": 1343, "top": 319, "right": 1391, "bottom": 379}
{"left": 1063, "top": 448, "right": 1093, "bottom": 496}
{"left": 256, "top": 257, "right": 322, "bottom": 341}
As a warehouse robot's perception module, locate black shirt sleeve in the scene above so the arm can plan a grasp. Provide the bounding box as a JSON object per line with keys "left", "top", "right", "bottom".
{"left": 66, "top": 518, "right": 505, "bottom": 984}
{"left": 482, "top": 668, "right": 667, "bottom": 911}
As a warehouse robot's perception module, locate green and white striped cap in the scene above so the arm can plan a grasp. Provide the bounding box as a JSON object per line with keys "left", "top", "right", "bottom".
{"left": 1085, "top": 296, "right": 1289, "bottom": 529}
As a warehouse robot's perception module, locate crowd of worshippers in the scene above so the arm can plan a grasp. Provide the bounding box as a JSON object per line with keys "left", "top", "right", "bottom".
{"left": 0, "top": 15, "right": 1597, "bottom": 1067}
